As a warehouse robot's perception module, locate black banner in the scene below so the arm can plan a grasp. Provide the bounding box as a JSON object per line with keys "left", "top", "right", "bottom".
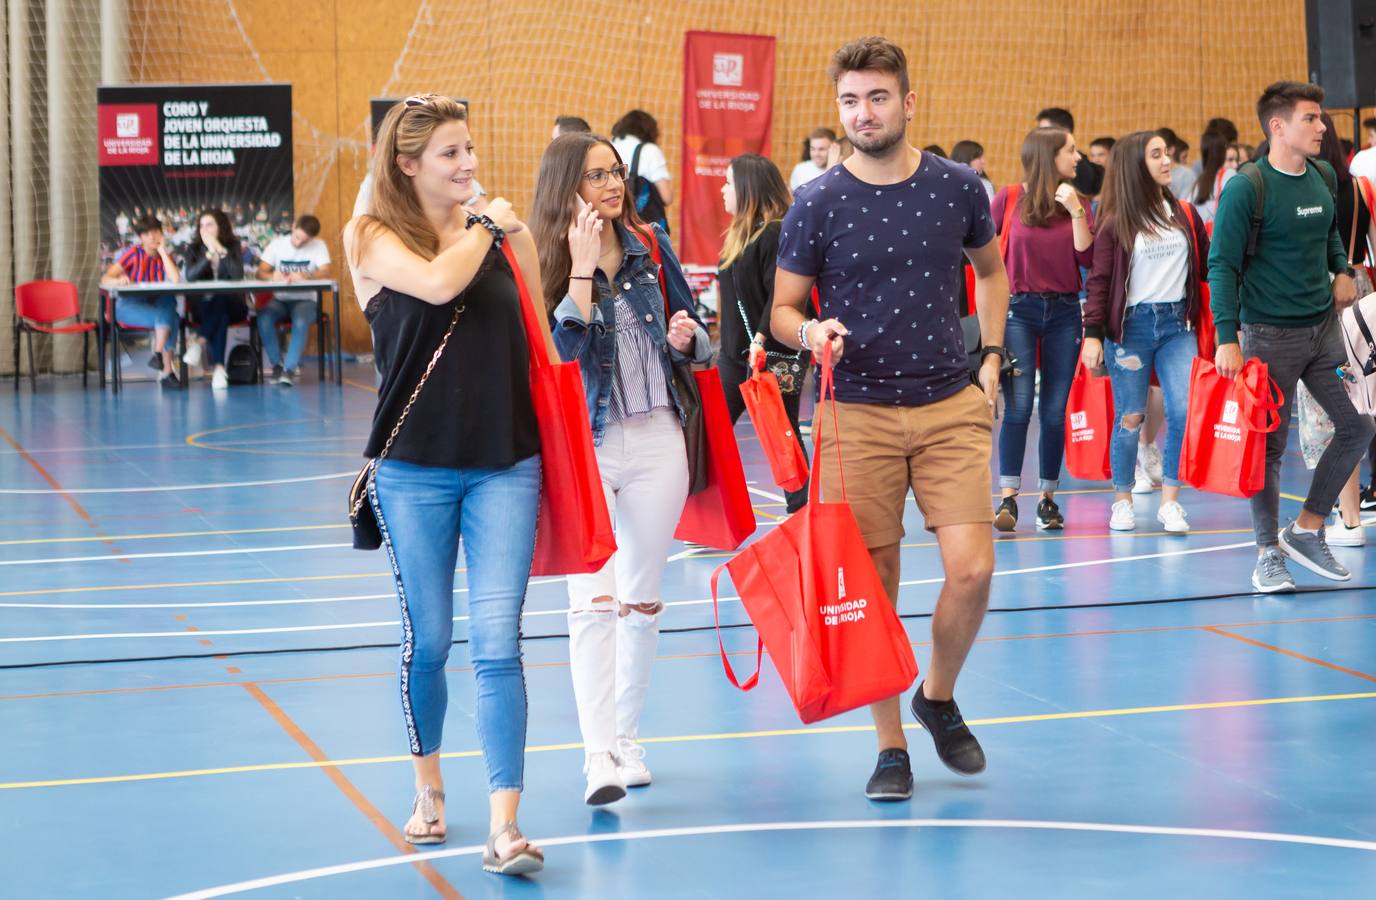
{"left": 98, "top": 83, "right": 294, "bottom": 266}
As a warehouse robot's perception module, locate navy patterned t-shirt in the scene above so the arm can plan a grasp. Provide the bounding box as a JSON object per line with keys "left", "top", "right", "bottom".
{"left": 777, "top": 153, "right": 996, "bottom": 406}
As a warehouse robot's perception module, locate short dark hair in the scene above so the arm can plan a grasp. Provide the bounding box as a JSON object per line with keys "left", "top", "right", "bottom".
{"left": 1255, "top": 81, "right": 1324, "bottom": 138}
{"left": 1156, "top": 127, "right": 1189, "bottom": 156}
{"left": 554, "top": 115, "right": 591, "bottom": 135}
{"left": 1090, "top": 136, "right": 1116, "bottom": 151}
{"left": 1036, "top": 107, "right": 1074, "bottom": 132}
{"left": 133, "top": 215, "right": 162, "bottom": 236}
{"left": 294, "top": 214, "right": 321, "bottom": 237}
{"left": 922, "top": 144, "right": 946, "bottom": 158}
{"left": 950, "top": 140, "right": 984, "bottom": 165}
{"left": 611, "top": 110, "right": 659, "bottom": 144}
{"left": 828, "top": 36, "right": 911, "bottom": 97}
{"left": 1363, "top": 116, "right": 1376, "bottom": 131}
{"left": 808, "top": 126, "right": 838, "bottom": 142}
{"left": 1204, "top": 116, "right": 1239, "bottom": 143}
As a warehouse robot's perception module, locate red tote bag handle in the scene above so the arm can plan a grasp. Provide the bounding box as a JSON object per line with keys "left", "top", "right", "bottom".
{"left": 711, "top": 562, "right": 763, "bottom": 691}
{"left": 501, "top": 242, "right": 554, "bottom": 373}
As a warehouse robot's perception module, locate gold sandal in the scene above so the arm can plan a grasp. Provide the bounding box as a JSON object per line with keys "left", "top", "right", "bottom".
{"left": 403, "top": 785, "right": 446, "bottom": 845}
{"left": 482, "top": 821, "right": 544, "bottom": 876}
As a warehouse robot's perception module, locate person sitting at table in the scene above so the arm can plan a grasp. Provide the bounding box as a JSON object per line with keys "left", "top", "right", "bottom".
{"left": 181, "top": 208, "right": 247, "bottom": 389}
{"left": 256, "top": 214, "right": 331, "bottom": 386}
{"left": 100, "top": 214, "right": 182, "bottom": 387}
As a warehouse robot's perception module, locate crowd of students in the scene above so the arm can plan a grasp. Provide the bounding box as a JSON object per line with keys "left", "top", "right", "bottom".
{"left": 342, "top": 37, "right": 1375, "bottom": 877}
{"left": 99, "top": 212, "right": 332, "bottom": 387}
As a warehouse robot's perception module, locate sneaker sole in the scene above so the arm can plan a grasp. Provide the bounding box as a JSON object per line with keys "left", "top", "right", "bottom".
{"left": 1158, "top": 521, "right": 1190, "bottom": 534}
{"left": 1109, "top": 520, "right": 1135, "bottom": 532}
{"left": 1278, "top": 532, "right": 1352, "bottom": 582}
{"left": 1251, "top": 571, "right": 1296, "bottom": 593}
{"left": 584, "top": 784, "right": 627, "bottom": 806}
{"left": 1034, "top": 519, "right": 1063, "bottom": 531}
{"left": 1327, "top": 537, "right": 1366, "bottom": 547}
{"left": 993, "top": 511, "right": 1016, "bottom": 532}
{"left": 864, "top": 787, "right": 913, "bottom": 801}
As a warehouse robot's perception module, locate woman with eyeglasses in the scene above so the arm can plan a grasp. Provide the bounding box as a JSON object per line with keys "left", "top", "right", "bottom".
{"left": 530, "top": 132, "right": 710, "bottom": 807}
{"left": 343, "top": 94, "right": 552, "bottom": 875}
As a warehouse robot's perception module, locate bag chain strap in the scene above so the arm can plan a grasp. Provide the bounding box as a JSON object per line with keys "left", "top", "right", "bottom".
{"left": 351, "top": 302, "right": 464, "bottom": 517}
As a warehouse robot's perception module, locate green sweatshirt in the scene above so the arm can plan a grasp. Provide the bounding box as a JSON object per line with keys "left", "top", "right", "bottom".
{"left": 1206, "top": 157, "right": 1349, "bottom": 346}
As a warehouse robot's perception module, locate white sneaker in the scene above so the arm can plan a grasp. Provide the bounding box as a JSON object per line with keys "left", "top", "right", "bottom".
{"left": 616, "top": 737, "right": 652, "bottom": 788}
{"left": 1328, "top": 515, "right": 1366, "bottom": 547}
{"left": 182, "top": 340, "right": 204, "bottom": 368}
{"left": 1157, "top": 501, "right": 1190, "bottom": 534}
{"left": 1110, "top": 499, "right": 1135, "bottom": 531}
{"left": 211, "top": 368, "right": 229, "bottom": 390}
{"left": 1142, "top": 442, "right": 1164, "bottom": 486}
{"left": 1132, "top": 455, "right": 1154, "bottom": 494}
{"left": 583, "top": 751, "right": 626, "bottom": 806}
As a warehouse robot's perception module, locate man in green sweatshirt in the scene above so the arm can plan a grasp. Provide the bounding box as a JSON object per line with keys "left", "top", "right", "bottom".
{"left": 1208, "top": 81, "right": 1372, "bottom": 593}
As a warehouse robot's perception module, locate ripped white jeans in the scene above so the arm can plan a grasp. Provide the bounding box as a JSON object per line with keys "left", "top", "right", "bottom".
{"left": 566, "top": 409, "right": 689, "bottom": 758}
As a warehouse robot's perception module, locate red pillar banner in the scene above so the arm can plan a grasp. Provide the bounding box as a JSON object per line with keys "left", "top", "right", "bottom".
{"left": 680, "top": 31, "right": 776, "bottom": 267}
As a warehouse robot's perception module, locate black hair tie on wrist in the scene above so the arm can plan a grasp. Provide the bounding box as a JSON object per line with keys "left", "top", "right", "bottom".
{"left": 466, "top": 213, "right": 505, "bottom": 248}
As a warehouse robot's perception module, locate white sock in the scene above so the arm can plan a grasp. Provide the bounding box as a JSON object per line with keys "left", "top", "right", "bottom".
{"left": 1292, "top": 522, "right": 1318, "bottom": 535}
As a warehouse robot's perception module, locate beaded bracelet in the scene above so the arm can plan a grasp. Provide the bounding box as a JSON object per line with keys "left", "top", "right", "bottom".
{"left": 465, "top": 213, "right": 505, "bottom": 247}
{"left": 798, "top": 318, "right": 818, "bottom": 351}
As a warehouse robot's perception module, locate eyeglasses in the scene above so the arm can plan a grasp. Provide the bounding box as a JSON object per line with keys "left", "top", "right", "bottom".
{"left": 403, "top": 94, "right": 437, "bottom": 109}
{"left": 582, "top": 165, "right": 628, "bottom": 188}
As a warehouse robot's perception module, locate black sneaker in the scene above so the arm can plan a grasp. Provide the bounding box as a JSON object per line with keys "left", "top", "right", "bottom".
{"left": 910, "top": 682, "right": 986, "bottom": 776}
{"left": 158, "top": 370, "right": 180, "bottom": 388}
{"left": 1361, "top": 484, "right": 1376, "bottom": 512}
{"left": 864, "top": 748, "right": 913, "bottom": 801}
{"left": 271, "top": 364, "right": 284, "bottom": 381}
{"left": 993, "top": 496, "right": 1018, "bottom": 532}
{"left": 1035, "top": 497, "right": 1064, "bottom": 531}
{"left": 147, "top": 353, "right": 163, "bottom": 371}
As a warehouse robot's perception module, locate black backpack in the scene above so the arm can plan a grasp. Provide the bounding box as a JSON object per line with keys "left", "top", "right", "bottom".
{"left": 1235, "top": 158, "right": 1338, "bottom": 280}
{"left": 629, "top": 142, "right": 669, "bottom": 234}
{"left": 226, "top": 343, "right": 258, "bottom": 385}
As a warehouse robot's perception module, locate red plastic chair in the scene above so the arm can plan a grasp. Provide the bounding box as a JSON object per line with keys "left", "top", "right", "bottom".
{"left": 14, "top": 280, "right": 100, "bottom": 390}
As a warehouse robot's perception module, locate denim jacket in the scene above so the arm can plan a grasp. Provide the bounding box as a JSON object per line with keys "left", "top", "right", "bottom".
{"left": 553, "top": 221, "right": 711, "bottom": 445}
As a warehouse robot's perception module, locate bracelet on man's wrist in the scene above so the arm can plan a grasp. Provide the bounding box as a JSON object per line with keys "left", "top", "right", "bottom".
{"left": 798, "top": 318, "right": 819, "bottom": 351}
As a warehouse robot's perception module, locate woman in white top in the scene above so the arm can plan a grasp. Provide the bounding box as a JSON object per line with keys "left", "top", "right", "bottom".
{"left": 1192, "top": 131, "right": 1238, "bottom": 224}
{"left": 789, "top": 127, "right": 836, "bottom": 191}
{"left": 1083, "top": 131, "right": 1210, "bottom": 534}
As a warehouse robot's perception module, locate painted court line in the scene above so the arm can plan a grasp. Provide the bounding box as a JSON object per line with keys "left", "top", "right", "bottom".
{"left": 0, "top": 472, "right": 354, "bottom": 494}
{"left": 0, "top": 542, "right": 353, "bottom": 567}
{"left": 168, "top": 818, "right": 1376, "bottom": 898}
{"left": 6, "top": 690, "right": 1373, "bottom": 790}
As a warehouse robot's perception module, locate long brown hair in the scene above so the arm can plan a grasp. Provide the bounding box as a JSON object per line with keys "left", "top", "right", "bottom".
{"left": 531, "top": 132, "right": 648, "bottom": 313}
{"left": 1019, "top": 127, "right": 1072, "bottom": 228}
{"left": 720, "top": 154, "right": 792, "bottom": 269}
{"left": 349, "top": 94, "right": 468, "bottom": 266}
{"left": 1097, "top": 130, "right": 1180, "bottom": 250}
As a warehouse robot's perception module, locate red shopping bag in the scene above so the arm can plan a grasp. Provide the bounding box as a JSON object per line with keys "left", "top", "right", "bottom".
{"left": 503, "top": 244, "right": 616, "bottom": 576}
{"left": 739, "top": 355, "right": 809, "bottom": 492}
{"left": 1179, "top": 356, "right": 1281, "bottom": 498}
{"left": 1064, "top": 362, "right": 1115, "bottom": 481}
{"left": 639, "top": 227, "right": 757, "bottom": 550}
{"left": 710, "top": 349, "right": 919, "bottom": 723}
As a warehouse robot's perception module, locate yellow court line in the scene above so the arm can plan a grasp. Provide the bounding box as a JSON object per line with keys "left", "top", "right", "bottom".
{"left": 344, "top": 378, "right": 378, "bottom": 394}
{"left": 7, "top": 690, "right": 1373, "bottom": 790}
{"left": 0, "top": 523, "right": 349, "bottom": 547}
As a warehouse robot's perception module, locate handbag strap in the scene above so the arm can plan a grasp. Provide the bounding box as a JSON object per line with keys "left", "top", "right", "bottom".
{"left": 1349, "top": 178, "right": 1361, "bottom": 266}
{"left": 711, "top": 561, "right": 763, "bottom": 691}
{"left": 808, "top": 344, "right": 849, "bottom": 504}
{"left": 350, "top": 298, "right": 463, "bottom": 519}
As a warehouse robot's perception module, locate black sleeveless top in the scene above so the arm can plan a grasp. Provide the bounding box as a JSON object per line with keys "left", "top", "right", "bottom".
{"left": 364, "top": 248, "right": 539, "bottom": 469}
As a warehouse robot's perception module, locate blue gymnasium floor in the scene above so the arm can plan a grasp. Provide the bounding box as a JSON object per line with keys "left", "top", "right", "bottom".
{"left": 2, "top": 367, "right": 1375, "bottom": 899}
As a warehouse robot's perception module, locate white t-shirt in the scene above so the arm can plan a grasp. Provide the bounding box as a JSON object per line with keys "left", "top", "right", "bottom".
{"left": 1126, "top": 201, "right": 1191, "bottom": 307}
{"left": 790, "top": 160, "right": 825, "bottom": 191}
{"left": 263, "top": 234, "right": 332, "bottom": 302}
{"left": 1193, "top": 167, "right": 1236, "bottom": 224}
{"left": 1350, "top": 147, "right": 1376, "bottom": 183}
{"left": 613, "top": 136, "right": 670, "bottom": 183}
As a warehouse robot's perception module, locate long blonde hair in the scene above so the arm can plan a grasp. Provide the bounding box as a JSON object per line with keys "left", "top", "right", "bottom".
{"left": 720, "top": 154, "right": 792, "bottom": 268}
{"left": 349, "top": 94, "right": 468, "bottom": 265}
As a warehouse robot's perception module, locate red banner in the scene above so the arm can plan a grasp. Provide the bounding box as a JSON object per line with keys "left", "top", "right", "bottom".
{"left": 680, "top": 31, "right": 776, "bottom": 266}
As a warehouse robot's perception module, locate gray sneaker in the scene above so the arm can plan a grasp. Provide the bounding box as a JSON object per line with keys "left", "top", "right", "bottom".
{"left": 1278, "top": 522, "right": 1351, "bottom": 582}
{"left": 1251, "top": 548, "right": 1297, "bottom": 593}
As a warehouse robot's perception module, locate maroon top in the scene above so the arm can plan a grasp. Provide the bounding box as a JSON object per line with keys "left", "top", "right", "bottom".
{"left": 992, "top": 186, "right": 1094, "bottom": 294}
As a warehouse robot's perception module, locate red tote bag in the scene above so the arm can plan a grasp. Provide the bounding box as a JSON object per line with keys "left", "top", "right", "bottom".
{"left": 739, "top": 355, "right": 809, "bottom": 492}
{"left": 502, "top": 244, "right": 616, "bottom": 576}
{"left": 1064, "top": 362, "right": 1115, "bottom": 481}
{"left": 709, "top": 349, "right": 919, "bottom": 724}
{"left": 1179, "top": 356, "right": 1281, "bottom": 498}
{"left": 640, "top": 229, "right": 757, "bottom": 550}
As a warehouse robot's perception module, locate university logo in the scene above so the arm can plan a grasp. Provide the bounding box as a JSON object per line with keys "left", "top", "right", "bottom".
{"left": 1222, "top": 399, "right": 1239, "bottom": 425}
{"left": 116, "top": 113, "right": 140, "bottom": 138}
{"left": 837, "top": 567, "right": 846, "bottom": 600}
{"left": 713, "top": 53, "right": 744, "bottom": 86}
{"left": 1070, "top": 411, "right": 1088, "bottom": 430}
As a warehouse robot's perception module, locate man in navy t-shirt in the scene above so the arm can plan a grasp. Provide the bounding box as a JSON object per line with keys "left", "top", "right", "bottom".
{"left": 771, "top": 36, "right": 1011, "bottom": 802}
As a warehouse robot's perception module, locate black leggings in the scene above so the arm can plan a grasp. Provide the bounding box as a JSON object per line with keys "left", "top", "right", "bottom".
{"left": 718, "top": 358, "right": 810, "bottom": 514}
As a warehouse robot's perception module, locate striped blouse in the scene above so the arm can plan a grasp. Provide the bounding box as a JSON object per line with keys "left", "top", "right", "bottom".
{"left": 607, "top": 294, "right": 672, "bottom": 424}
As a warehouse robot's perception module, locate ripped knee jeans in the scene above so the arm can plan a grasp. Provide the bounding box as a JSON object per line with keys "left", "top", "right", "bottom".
{"left": 1104, "top": 301, "right": 1195, "bottom": 493}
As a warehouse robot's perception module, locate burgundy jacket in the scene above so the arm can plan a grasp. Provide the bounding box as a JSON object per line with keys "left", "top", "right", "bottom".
{"left": 1083, "top": 202, "right": 1210, "bottom": 344}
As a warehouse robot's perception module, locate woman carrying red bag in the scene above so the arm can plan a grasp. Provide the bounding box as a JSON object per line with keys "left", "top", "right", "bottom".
{"left": 1083, "top": 131, "right": 1210, "bottom": 533}
{"left": 531, "top": 133, "right": 710, "bottom": 807}
{"left": 717, "top": 153, "right": 810, "bottom": 512}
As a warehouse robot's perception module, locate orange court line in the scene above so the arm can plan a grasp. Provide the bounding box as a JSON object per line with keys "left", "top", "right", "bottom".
{"left": 7, "top": 613, "right": 1375, "bottom": 704}
{"left": 0, "top": 424, "right": 126, "bottom": 561}
{"left": 241, "top": 682, "right": 464, "bottom": 899}
{"left": 1204, "top": 627, "right": 1376, "bottom": 683}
